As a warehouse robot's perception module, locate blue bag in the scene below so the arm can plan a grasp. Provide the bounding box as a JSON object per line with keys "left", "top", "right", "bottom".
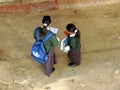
{"left": 31, "top": 27, "right": 54, "bottom": 64}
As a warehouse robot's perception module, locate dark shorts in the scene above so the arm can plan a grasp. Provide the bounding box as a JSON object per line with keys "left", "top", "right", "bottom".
{"left": 43, "top": 49, "right": 56, "bottom": 77}
{"left": 68, "top": 50, "right": 81, "bottom": 65}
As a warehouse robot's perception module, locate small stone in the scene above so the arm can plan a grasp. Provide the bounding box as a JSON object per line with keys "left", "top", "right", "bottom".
{"left": 45, "top": 86, "right": 51, "bottom": 90}
{"left": 71, "top": 79, "right": 74, "bottom": 82}
{"left": 80, "top": 83, "right": 85, "bottom": 87}
{"left": 118, "top": 36, "right": 120, "bottom": 39}
{"left": 115, "top": 69, "right": 119, "bottom": 74}
{"left": 98, "top": 73, "right": 103, "bottom": 78}
{"left": 104, "top": 14, "right": 109, "bottom": 18}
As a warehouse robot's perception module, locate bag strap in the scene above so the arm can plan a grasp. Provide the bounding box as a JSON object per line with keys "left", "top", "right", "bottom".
{"left": 36, "top": 27, "right": 41, "bottom": 41}
{"left": 36, "top": 27, "right": 54, "bottom": 43}
{"left": 43, "top": 32, "right": 54, "bottom": 43}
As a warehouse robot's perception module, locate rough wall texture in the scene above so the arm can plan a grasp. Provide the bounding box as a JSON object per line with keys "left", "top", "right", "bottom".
{"left": 21, "top": 0, "right": 54, "bottom": 3}
{"left": 0, "top": 0, "right": 20, "bottom": 2}
{"left": 0, "top": 0, "right": 14, "bottom": 2}
{"left": 0, "top": 0, "right": 58, "bottom": 14}
{"left": 0, "top": 0, "right": 119, "bottom": 14}
{"left": 57, "top": 0, "right": 120, "bottom": 9}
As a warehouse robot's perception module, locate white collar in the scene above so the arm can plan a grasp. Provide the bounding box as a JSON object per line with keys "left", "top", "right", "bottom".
{"left": 47, "top": 27, "right": 50, "bottom": 30}
{"left": 70, "top": 29, "right": 77, "bottom": 37}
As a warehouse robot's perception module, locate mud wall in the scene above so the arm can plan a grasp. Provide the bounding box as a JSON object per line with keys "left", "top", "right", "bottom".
{"left": 0, "top": 0, "right": 14, "bottom": 2}
{"left": 22, "top": 0, "right": 54, "bottom": 3}
{"left": 0, "top": 0, "right": 119, "bottom": 14}
{"left": 0, "top": 0, "right": 53, "bottom": 3}
{"left": 57, "top": 0, "right": 120, "bottom": 9}
{"left": 0, "top": 0, "right": 58, "bottom": 14}
{"left": 0, "top": 0, "right": 119, "bottom": 4}
{"left": 0, "top": 0, "right": 20, "bottom": 2}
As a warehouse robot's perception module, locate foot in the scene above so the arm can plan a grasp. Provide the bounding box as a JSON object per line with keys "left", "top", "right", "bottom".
{"left": 68, "top": 63, "right": 77, "bottom": 67}
{"left": 52, "top": 67, "right": 55, "bottom": 73}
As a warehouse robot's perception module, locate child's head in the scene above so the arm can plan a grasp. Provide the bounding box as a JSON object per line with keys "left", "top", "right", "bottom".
{"left": 66, "top": 23, "right": 76, "bottom": 33}
{"left": 65, "top": 23, "right": 80, "bottom": 38}
{"left": 42, "top": 15, "right": 52, "bottom": 26}
{"left": 40, "top": 15, "right": 52, "bottom": 36}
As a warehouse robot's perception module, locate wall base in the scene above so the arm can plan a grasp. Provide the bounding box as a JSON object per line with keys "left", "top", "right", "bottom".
{"left": 0, "top": 1, "right": 58, "bottom": 14}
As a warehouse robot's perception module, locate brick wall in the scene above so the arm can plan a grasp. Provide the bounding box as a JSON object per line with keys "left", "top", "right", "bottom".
{"left": 0, "top": 0, "right": 119, "bottom": 14}
{"left": 0, "top": 0, "right": 20, "bottom": 2}
{"left": 21, "top": 0, "right": 54, "bottom": 4}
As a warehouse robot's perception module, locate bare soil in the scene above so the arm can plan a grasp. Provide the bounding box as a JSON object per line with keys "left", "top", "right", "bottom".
{"left": 0, "top": 2, "right": 120, "bottom": 90}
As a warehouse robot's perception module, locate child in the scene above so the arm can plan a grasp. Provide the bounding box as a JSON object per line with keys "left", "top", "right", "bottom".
{"left": 34, "top": 15, "right": 59, "bottom": 77}
{"left": 64, "top": 23, "right": 81, "bottom": 67}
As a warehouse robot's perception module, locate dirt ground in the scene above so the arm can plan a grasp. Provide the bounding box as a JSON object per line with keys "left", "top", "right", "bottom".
{"left": 0, "top": 2, "right": 120, "bottom": 90}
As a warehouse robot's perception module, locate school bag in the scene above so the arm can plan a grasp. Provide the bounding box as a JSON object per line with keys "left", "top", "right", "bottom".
{"left": 31, "top": 27, "right": 54, "bottom": 64}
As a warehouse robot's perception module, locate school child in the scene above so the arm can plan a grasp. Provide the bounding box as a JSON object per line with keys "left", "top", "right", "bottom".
{"left": 64, "top": 23, "right": 81, "bottom": 67}
{"left": 34, "top": 15, "right": 59, "bottom": 77}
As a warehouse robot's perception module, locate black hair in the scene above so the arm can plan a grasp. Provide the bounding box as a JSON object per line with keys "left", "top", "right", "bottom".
{"left": 40, "top": 15, "right": 52, "bottom": 36}
{"left": 42, "top": 15, "right": 52, "bottom": 26}
{"left": 66, "top": 23, "right": 76, "bottom": 32}
{"left": 66, "top": 23, "right": 80, "bottom": 38}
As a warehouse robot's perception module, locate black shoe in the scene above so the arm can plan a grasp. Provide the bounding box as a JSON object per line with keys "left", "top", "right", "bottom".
{"left": 68, "top": 63, "right": 77, "bottom": 67}
{"left": 52, "top": 67, "right": 55, "bottom": 73}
